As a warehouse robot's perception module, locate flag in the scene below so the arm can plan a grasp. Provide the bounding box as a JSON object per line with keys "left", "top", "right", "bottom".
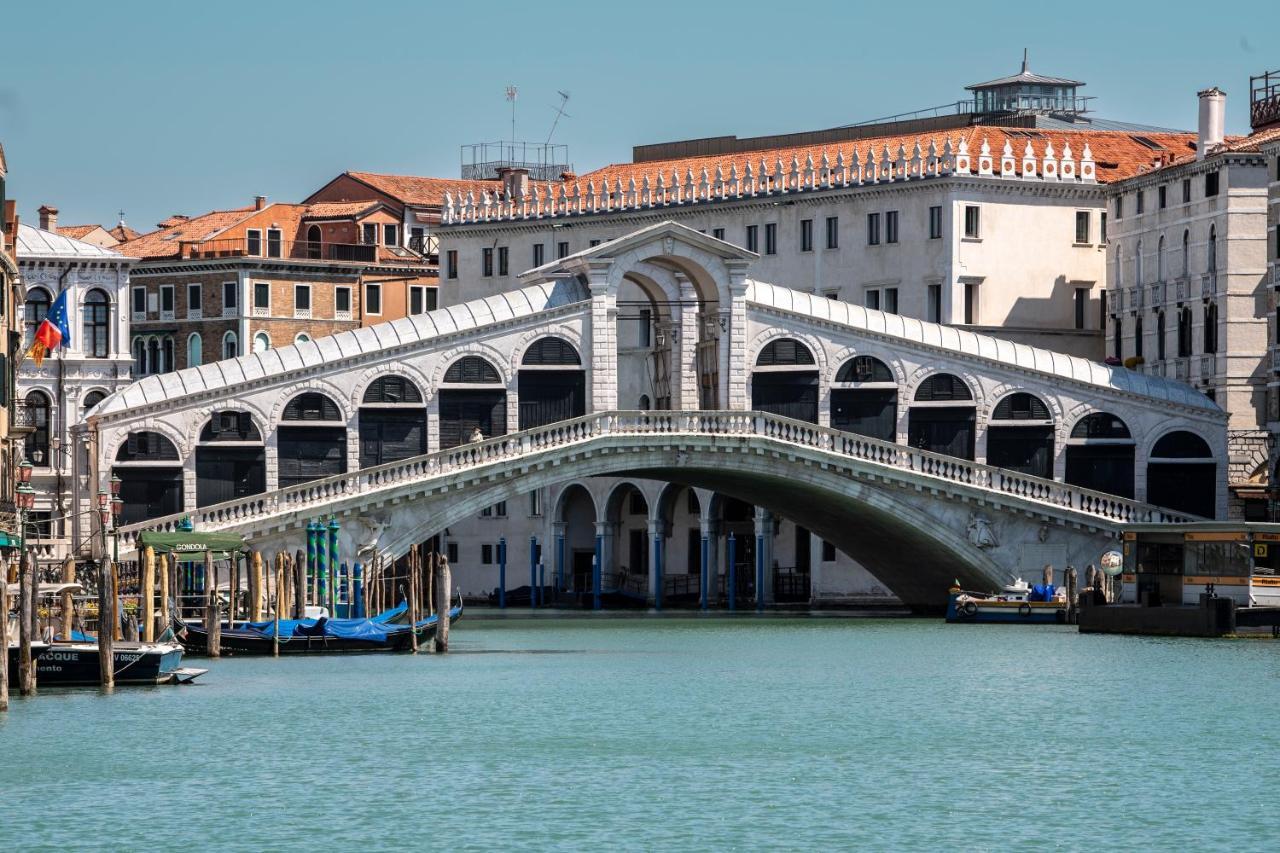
{"left": 28, "top": 289, "right": 71, "bottom": 366}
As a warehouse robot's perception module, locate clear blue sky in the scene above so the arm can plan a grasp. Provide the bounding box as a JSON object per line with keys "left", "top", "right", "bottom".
{"left": 1, "top": 0, "right": 1272, "bottom": 232}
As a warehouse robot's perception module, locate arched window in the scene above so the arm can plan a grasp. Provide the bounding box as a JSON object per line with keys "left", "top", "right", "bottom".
{"left": 363, "top": 376, "right": 423, "bottom": 404}
{"left": 638, "top": 394, "right": 651, "bottom": 410}
{"left": 1070, "top": 412, "right": 1131, "bottom": 440}
{"left": 24, "top": 391, "right": 51, "bottom": 466}
{"left": 1134, "top": 315, "right": 1143, "bottom": 359}
{"left": 200, "top": 410, "right": 263, "bottom": 442}
{"left": 1203, "top": 301, "right": 1217, "bottom": 354}
{"left": 1156, "top": 235, "right": 1165, "bottom": 283}
{"left": 306, "top": 224, "right": 322, "bottom": 259}
{"left": 82, "top": 389, "right": 107, "bottom": 415}
{"left": 83, "top": 289, "right": 110, "bottom": 358}
{"left": 1147, "top": 430, "right": 1215, "bottom": 517}
{"left": 755, "top": 338, "right": 815, "bottom": 367}
{"left": 1135, "top": 239, "right": 1143, "bottom": 285}
{"left": 444, "top": 355, "right": 501, "bottom": 383}
{"left": 835, "top": 355, "right": 893, "bottom": 383}
{"left": 223, "top": 331, "right": 238, "bottom": 360}
{"left": 1116, "top": 246, "right": 1124, "bottom": 287}
{"left": 1207, "top": 225, "right": 1217, "bottom": 272}
{"left": 24, "top": 287, "right": 50, "bottom": 347}
{"left": 1157, "top": 311, "right": 1166, "bottom": 360}
{"left": 147, "top": 338, "right": 160, "bottom": 374}
{"left": 187, "top": 333, "right": 202, "bottom": 368}
{"left": 914, "top": 374, "right": 972, "bottom": 402}
{"left": 1151, "top": 431, "right": 1212, "bottom": 459}
{"left": 1113, "top": 315, "right": 1123, "bottom": 360}
{"left": 162, "top": 336, "right": 174, "bottom": 373}
{"left": 991, "top": 393, "right": 1050, "bottom": 421}
{"left": 133, "top": 338, "right": 147, "bottom": 375}
{"left": 1177, "top": 306, "right": 1193, "bottom": 358}
{"left": 295, "top": 333, "right": 311, "bottom": 345}
{"left": 252, "top": 332, "right": 270, "bottom": 353}
{"left": 115, "top": 431, "right": 180, "bottom": 462}
{"left": 1065, "top": 413, "right": 1135, "bottom": 498}
{"left": 1181, "top": 229, "right": 1190, "bottom": 277}
{"left": 988, "top": 392, "right": 1054, "bottom": 478}
{"left": 521, "top": 336, "right": 582, "bottom": 366}
{"left": 282, "top": 392, "right": 341, "bottom": 421}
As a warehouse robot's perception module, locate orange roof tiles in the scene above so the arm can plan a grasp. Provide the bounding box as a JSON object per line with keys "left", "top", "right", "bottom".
{"left": 109, "top": 223, "right": 141, "bottom": 243}
{"left": 56, "top": 224, "right": 102, "bottom": 239}
{"left": 344, "top": 171, "right": 500, "bottom": 207}
{"left": 116, "top": 205, "right": 261, "bottom": 259}
{"left": 302, "top": 201, "right": 382, "bottom": 219}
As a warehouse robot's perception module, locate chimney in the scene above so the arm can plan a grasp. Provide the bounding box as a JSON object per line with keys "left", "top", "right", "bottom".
{"left": 1197, "top": 87, "right": 1226, "bottom": 160}
{"left": 254, "top": 195, "right": 267, "bottom": 210}
{"left": 496, "top": 167, "right": 529, "bottom": 200}
{"left": 38, "top": 204, "right": 58, "bottom": 232}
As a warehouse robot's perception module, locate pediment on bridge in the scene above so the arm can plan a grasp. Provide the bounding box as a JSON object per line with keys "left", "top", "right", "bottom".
{"left": 518, "top": 219, "right": 758, "bottom": 281}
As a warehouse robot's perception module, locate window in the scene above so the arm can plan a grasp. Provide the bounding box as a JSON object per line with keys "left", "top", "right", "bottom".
{"left": 1099, "top": 290, "right": 1107, "bottom": 329}
{"left": 1114, "top": 196, "right": 1124, "bottom": 219}
{"left": 1205, "top": 171, "right": 1219, "bottom": 197}
{"left": 532, "top": 243, "right": 544, "bottom": 267}
{"left": 867, "top": 213, "right": 880, "bottom": 245}
{"left": 885, "top": 210, "right": 899, "bottom": 244}
{"left": 745, "top": 225, "right": 758, "bottom": 252}
{"left": 529, "top": 490, "right": 542, "bottom": 517}
{"left": 1074, "top": 287, "right": 1087, "bottom": 330}
{"left": 800, "top": 218, "right": 813, "bottom": 252}
{"left": 963, "top": 205, "right": 980, "bottom": 238}
{"left": 222, "top": 331, "right": 238, "bottom": 360}
{"left": 482, "top": 544, "right": 493, "bottom": 565}
{"left": 335, "top": 286, "right": 351, "bottom": 315}
{"left": 362, "top": 223, "right": 377, "bottom": 244}
{"left": 306, "top": 224, "right": 322, "bottom": 258}
{"left": 266, "top": 228, "right": 282, "bottom": 258}
{"left": 480, "top": 501, "right": 507, "bottom": 518}
{"left": 383, "top": 223, "right": 398, "bottom": 246}
{"left": 928, "top": 206, "right": 942, "bottom": 240}
{"left": 638, "top": 308, "right": 651, "bottom": 348}
{"left": 82, "top": 289, "right": 110, "bottom": 358}
{"left": 409, "top": 286, "right": 424, "bottom": 315}
{"left": 83, "top": 389, "right": 106, "bottom": 415}
{"left": 764, "top": 223, "right": 777, "bottom": 255}
{"left": 1134, "top": 316, "right": 1143, "bottom": 358}
{"left": 1135, "top": 240, "right": 1143, "bottom": 285}
{"left": 222, "top": 280, "right": 237, "bottom": 311}
{"left": 1157, "top": 235, "right": 1166, "bottom": 282}
{"left": 1136, "top": 191, "right": 1144, "bottom": 215}
{"left": 1203, "top": 301, "right": 1217, "bottom": 354}
{"left": 294, "top": 284, "right": 311, "bottom": 315}
{"left": 713, "top": 227, "right": 725, "bottom": 241}
{"left": 498, "top": 246, "right": 509, "bottom": 276}
{"left": 1075, "top": 211, "right": 1090, "bottom": 244}
{"left": 1208, "top": 225, "right": 1217, "bottom": 272}
{"left": 253, "top": 282, "right": 270, "bottom": 312}
{"left": 246, "top": 229, "right": 262, "bottom": 255}
{"left": 1182, "top": 178, "right": 1192, "bottom": 204}
{"left": 131, "top": 286, "right": 146, "bottom": 318}
{"left": 864, "top": 289, "right": 880, "bottom": 310}
{"left": 883, "top": 287, "right": 898, "bottom": 314}
{"left": 187, "top": 283, "right": 201, "bottom": 317}
{"left": 557, "top": 241, "right": 569, "bottom": 259}
{"left": 425, "top": 288, "right": 438, "bottom": 311}
{"left": 1100, "top": 212, "right": 1108, "bottom": 244}
{"left": 160, "top": 285, "right": 175, "bottom": 317}
{"left": 963, "top": 282, "right": 978, "bottom": 324}
{"left": 589, "top": 239, "right": 601, "bottom": 248}
{"left": 927, "top": 284, "right": 942, "bottom": 323}
{"left": 446, "top": 250, "right": 458, "bottom": 279}
{"left": 1157, "top": 311, "right": 1166, "bottom": 360}
{"left": 1158, "top": 185, "right": 1167, "bottom": 209}
{"left": 825, "top": 216, "right": 839, "bottom": 249}
{"left": 1113, "top": 315, "right": 1123, "bottom": 360}
{"left": 447, "top": 542, "right": 458, "bottom": 564}
{"left": 24, "top": 392, "right": 50, "bottom": 467}
{"left": 252, "top": 332, "right": 270, "bottom": 353}
{"left": 365, "top": 283, "right": 382, "bottom": 315}
{"left": 24, "top": 287, "right": 50, "bottom": 345}
{"left": 162, "top": 336, "right": 174, "bottom": 373}
{"left": 187, "top": 333, "right": 202, "bottom": 368}
{"left": 1177, "top": 306, "right": 1193, "bottom": 357}
{"left": 482, "top": 247, "right": 494, "bottom": 277}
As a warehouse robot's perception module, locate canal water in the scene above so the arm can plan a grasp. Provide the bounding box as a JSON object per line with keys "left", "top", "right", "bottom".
{"left": 2, "top": 616, "right": 1277, "bottom": 851}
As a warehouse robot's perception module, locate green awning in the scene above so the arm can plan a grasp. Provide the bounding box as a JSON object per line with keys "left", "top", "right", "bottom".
{"left": 0, "top": 532, "right": 18, "bottom": 548}
{"left": 137, "top": 531, "right": 247, "bottom": 560}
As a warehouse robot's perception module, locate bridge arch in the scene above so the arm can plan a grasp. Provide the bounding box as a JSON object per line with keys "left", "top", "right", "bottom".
{"left": 518, "top": 336, "right": 586, "bottom": 431}
{"left": 908, "top": 372, "right": 978, "bottom": 460}
{"left": 551, "top": 481, "right": 601, "bottom": 595}
{"left": 830, "top": 353, "right": 898, "bottom": 441}
{"left": 359, "top": 375, "right": 427, "bottom": 469}
{"left": 1064, "top": 411, "right": 1136, "bottom": 498}
{"left": 195, "top": 410, "right": 266, "bottom": 506}
{"left": 1146, "top": 429, "right": 1217, "bottom": 518}
{"left": 749, "top": 333, "right": 825, "bottom": 425}
{"left": 114, "top": 430, "right": 184, "bottom": 525}
{"left": 986, "top": 391, "right": 1055, "bottom": 479}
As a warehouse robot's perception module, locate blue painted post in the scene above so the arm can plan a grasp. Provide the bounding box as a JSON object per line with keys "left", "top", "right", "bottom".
{"left": 328, "top": 518, "right": 340, "bottom": 618}
{"left": 756, "top": 531, "right": 765, "bottom": 614}
{"left": 498, "top": 536, "right": 507, "bottom": 609}
{"left": 700, "top": 533, "right": 710, "bottom": 612}
{"left": 653, "top": 531, "right": 664, "bottom": 612}
{"left": 593, "top": 533, "right": 603, "bottom": 611}
{"left": 538, "top": 562, "right": 545, "bottom": 603}
{"left": 353, "top": 562, "right": 364, "bottom": 618}
{"left": 529, "top": 536, "right": 538, "bottom": 609}
{"left": 727, "top": 533, "right": 737, "bottom": 612}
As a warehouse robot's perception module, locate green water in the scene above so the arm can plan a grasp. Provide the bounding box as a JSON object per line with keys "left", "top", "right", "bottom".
{"left": 2, "top": 616, "right": 1277, "bottom": 851}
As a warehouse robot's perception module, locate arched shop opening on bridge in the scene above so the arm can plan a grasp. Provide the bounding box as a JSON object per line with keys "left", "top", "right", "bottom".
{"left": 1146, "top": 430, "right": 1217, "bottom": 518}
{"left": 616, "top": 275, "right": 673, "bottom": 411}
{"left": 1064, "top": 412, "right": 1135, "bottom": 498}
{"left": 985, "top": 392, "right": 1054, "bottom": 479}
{"left": 195, "top": 410, "right": 265, "bottom": 506}
{"left": 439, "top": 355, "right": 506, "bottom": 448}
{"left": 830, "top": 355, "right": 896, "bottom": 441}
{"left": 752, "top": 338, "right": 819, "bottom": 423}
{"left": 115, "top": 431, "right": 183, "bottom": 524}
{"left": 277, "top": 392, "right": 347, "bottom": 488}
{"left": 359, "top": 376, "right": 426, "bottom": 468}
{"left": 908, "top": 373, "right": 976, "bottom": 460}
{"left": 518, "top": 336, "right": 585, "bottom": 430}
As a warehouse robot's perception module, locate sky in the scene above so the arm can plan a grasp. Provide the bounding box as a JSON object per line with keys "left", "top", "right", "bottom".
{"left": 0, "top": 0, "right": 1274, "bottom": 232}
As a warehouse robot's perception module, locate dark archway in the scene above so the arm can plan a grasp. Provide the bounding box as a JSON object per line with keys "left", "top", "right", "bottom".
{"left": 278, "top": 392, "right": 347, "bottom": 488}
{"left": 554, "top": 483, "right": 598, "bottom": 596}
{"left": 360, "top": 376, "right": 426, "bottom": 467}
{"left": 1064, "top": 412, "right": 1135, "bottom": 498}
{"left": 196, "top": 411, "right": 266, "bottom": 506}
{"left": 604, "top": 482, "right": 649, "bottom": 598}
{"left": 986, "top": 392, "right": 1054, "bottom": 478}
{"left": 306, "top": 224, "right": 322, "bottom": 259}
{"left": 440, "top": 355, "right": 507, "bottom": 448}
{"left": 1147, "top": 431, "right": 1216, "bottom": 518}
{"left": 752, "top": 338, "right": 819, "bottom": 423}
{"left": 831, "top": 355, "right": 896, "bottom": 441}
{"left": 519, "top": 336, "right": 585, "bottom": 430}
{"left": 908, "top": 374, "right": 975, "bottom": 460}
{"left": 115, "top": 431, "right": 183, "bottom": 524}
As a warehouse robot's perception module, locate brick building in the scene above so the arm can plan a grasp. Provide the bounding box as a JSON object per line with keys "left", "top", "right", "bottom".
{"left": 115, "top": 195, "right": 438, "bottom": 373}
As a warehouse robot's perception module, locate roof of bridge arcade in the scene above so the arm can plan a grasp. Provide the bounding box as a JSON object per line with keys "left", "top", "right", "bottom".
{"left": 519, "top": 219, "right": 758, "bottom": 279}
{"left": 91, "top": 279, "right": 589, "bottom": 418}
{"left": 747, "top": 280, "right": 1220, "bottom": 414}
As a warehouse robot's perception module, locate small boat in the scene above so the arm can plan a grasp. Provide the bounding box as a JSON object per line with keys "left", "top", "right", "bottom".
{"left": 9, "top": 639, "right": 200, "bottom": 686}
{"left": 6, "top": 640, "right": 52, "bottom": 683}
{"left": 946, "top": 578, "right": 1069, "bottom": 624}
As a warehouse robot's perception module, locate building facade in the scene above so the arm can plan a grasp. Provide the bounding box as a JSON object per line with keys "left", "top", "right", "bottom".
{"left": 0, "top": 144, "right": 22, "bottom": 554}
{"left": 15, "top": 223, "right": 133, "bottom": 565}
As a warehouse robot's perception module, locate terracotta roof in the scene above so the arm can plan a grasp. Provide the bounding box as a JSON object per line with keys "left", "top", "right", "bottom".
{"left": 302, "top": 201, "right": 382, "bottom": 219}
{"left": 56, "top": 224, "right": 102, "bottom": 239}
{"left": 1117, "top": 126, "right": 1280, "bottom": 182}
{"left": 109, "top": 223, "right": 141, "bottom": 243}
{"left": 116, "top": 205, "right": 261, "bottom": 259}
{"left": 344, "top": 171, "right": 500, "bottom": 207}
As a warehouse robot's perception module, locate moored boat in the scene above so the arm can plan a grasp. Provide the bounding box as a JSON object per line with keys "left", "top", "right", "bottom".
{"left": 946, "top": 579, "right": 1069, "bottom": 624}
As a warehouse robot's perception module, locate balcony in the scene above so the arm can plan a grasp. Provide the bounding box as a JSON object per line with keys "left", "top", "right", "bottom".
{"left": 1173, "top": 358, "right": 1189, "bottom": 382}
{"left": 251, "top": 305, "right": 269, "bottom": 318}
{"left": 1148, "top": 282, "right": 1164, "bottom": 306}
{"left": 1272, "top": 347, "right": 1280, "bottom": 373}
{"left": 1128, "top": 286, "right": 1144, "bottom": 310}
{"left": 335, "top": 310, "right": 352, "bottom": 322}
{"left": 1175, "top": 277, "right": 1189, "bottom": 302}
{"left": 178, "top": 237, "right": 379, "bottom": 264}
{"left": 1200, "top": 354, "right": 1217, "bottom": 379}
{"left": 10, "top": 400, "right": 37, "bottom": 435}
{"left": 1201, "top": 272, "right": 1216, "bottom": 298}
{"left": 188, "top": 307, "right": 202, "bottom": 320}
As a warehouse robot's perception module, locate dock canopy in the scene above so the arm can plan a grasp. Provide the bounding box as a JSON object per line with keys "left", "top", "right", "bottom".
{"left": 137, "top": 531, "right": 247, "bottom": 560}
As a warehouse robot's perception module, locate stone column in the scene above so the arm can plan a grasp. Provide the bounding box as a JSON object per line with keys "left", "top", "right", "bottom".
{"left": 676, "top": 277, "right": 700, "bottom": 410}
{"left": 754, "top": 507, "right": 774, "bottom": 609}
{"left": 808, "top": 529, "right": 824, "bottom": 606}
{"left": 699, "top": 517, "right": 718, "bottom": 611}
{"left": 648, "top": 517, "right": 667, "bottom": 610}
{"left": 552, "top": 521, "right": 567, "bottom": 593}
{"left": 724, "top": 264, "right": 751, "bottom": 411}
{"left": 593, "top": 520, "right": 612, "bottom": 609}
{"left": 587, "top": 267, "right": 618, "bottom": 412}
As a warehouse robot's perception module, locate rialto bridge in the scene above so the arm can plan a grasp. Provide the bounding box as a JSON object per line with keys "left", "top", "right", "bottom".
{"left": 79, "top": 222, "right": 1226, "bottom": 609}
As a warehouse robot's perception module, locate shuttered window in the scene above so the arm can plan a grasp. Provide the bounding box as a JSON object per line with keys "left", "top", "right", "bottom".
{"left": 991, "top": 393, "right": 1050, "bottom": 421}
{"left": 117, "top": 431, "right": 181, "bottom": 462}
{"left": 835, "top": 356, "right": 892, "bottom": 383}
{"left": 439, "top": 390, "right": 507, "bottom": 449}
{"left": 362, "top": 376, "right": 424, "bottom": 404}
{"left": 282, "top": 392, "right": 341, "bottom": 421}
{"left": 755, "top": 338, "right": 816, "bottom": 366}
{"left": 200, "top": 410, "right": 262, "bottom": 442}
{"left": 444, "top": 356, "right": 501, "bottom": 384}
{"left": 517, "top": 371, "right": 585, "bottom": 430}
{"left": 1070, "top": 412, "right": 1131, "bottom": 440}
{"left": 913, "top": 374, "right": 972, "bottom": 402}
{"left": 359, "top": 410, "right": 427, "bottom": 467}
{"left": 521, "top": 337, "right": 581, "bottom": 366}
{"left": 277, "top": 427, "right": 347, "bottom": 488}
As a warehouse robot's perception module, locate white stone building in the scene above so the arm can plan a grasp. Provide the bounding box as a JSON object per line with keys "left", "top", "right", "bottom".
{"left": 16, "top": 222, "right": 134, "bottom": 565}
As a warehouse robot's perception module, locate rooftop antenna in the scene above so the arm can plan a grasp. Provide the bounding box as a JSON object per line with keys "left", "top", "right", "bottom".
{"left": 505, "top": 85, "right": 518, "bottom": 147}
{"left": 1021, "top": 47, "right": 1029, "bottom": 74}
{"left": 546, "top": 90, "right": 572, "bottom": 145}
{"left": 117, "top": 209, "right": 126, "bottom": 226}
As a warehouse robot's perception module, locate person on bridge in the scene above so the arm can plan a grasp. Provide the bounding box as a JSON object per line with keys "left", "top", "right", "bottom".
{"left": 469, "top": 426, "right": 485, "bottom": 443}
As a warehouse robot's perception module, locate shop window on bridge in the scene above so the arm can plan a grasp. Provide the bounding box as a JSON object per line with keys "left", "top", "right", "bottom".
{"left": 277, "top": 392, "right": 347, "bottom": 489}
{"left": 986, "top": 393, "right": 1054, "bottom": 479}
{"left": 752, "top": 338, "right": 819, "bottom": 423}
{"left": 360, "top": 376, "right": 427, "bottom": 468}
{"left": 1147, "top": 431, "right": 1216, "bottom": 518}
{"left": 1064, "top": 412, "right": 1134, "bottom": 499}
{"left": 519, "top": 336, "right": 585, "bottom": 431}
{"left": 196, "top": 411, "right": 266, "bottom": 506}
{"left": 441, "top": 355, "right": 507, "bottom": 449}
{"left": 908, "top": 374, "right": 975, "bottom": 460}
{"left": 831, "top": 355, "right": 896, "bottom": 441}
{"left": 114, "top": 431, "right": 183, "bottom": 525}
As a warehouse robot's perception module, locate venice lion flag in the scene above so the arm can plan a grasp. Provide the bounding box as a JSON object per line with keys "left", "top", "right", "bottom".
{"left": 28, "top": 289, "right": 71, "bottom": 366}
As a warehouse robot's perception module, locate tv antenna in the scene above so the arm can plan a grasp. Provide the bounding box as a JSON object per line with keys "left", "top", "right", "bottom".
{"left": 546, "top": 90, "right": 572, "bottom": 145}
{"left": 505, "top": 85, "right": 518, "bottom": 144}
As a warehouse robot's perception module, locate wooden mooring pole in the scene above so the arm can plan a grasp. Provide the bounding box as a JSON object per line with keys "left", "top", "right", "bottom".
{"left": 434, "top": 556, "right": 451, "bottom": 653}
{"left": 61, "top": 556, "right": 76, "bottom": 640}
{"left": 205, "top": 551, "right": 221, "bottom": 658}
{"left": 1, "top": 561, "right": 10, "bottom": 711}
{"left": 409, "top": 546, "right": 420, "bottom": 654}
{"left": 272, "top": 560, "right": 282, "bottom": 658}
{"left": 293, "top": 549, "right": 306, "bottom": 618}
{"left": 251, "top": 551, "right": 264, "bottom": 622}
{"left": 99, "top": 560, "right": 115, "bottom": 688}
{"left": 142, "top": 546, "right": 156, "bottom": 643}
{"left": 18, "top": 548, "right": 35, "bottom": 696}
{"left": 158, "top": 553, "right": 171, "bottom": 636}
